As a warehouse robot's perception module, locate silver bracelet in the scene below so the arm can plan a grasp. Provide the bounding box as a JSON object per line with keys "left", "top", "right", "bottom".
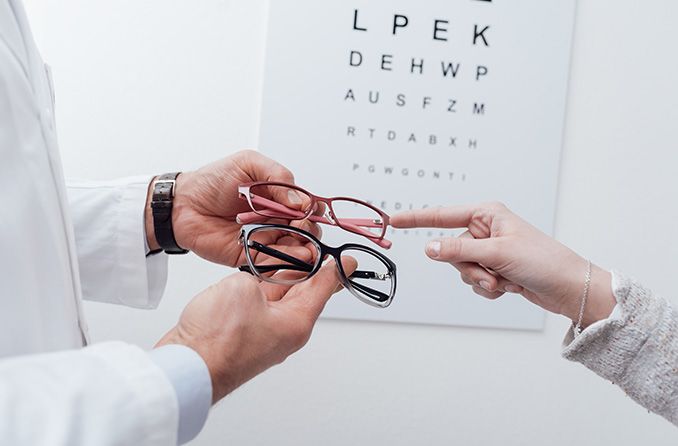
{"left": 572, "top": 259, "right": 592, "bottom": 338}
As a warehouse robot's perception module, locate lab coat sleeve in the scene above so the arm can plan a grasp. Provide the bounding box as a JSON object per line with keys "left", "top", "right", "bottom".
{"left": 149, "top": 345, "right": 213, "bottom": 444}
{"left": 0, "top": 341, "right": 179, "bottom": 446}
{"left": 67, "top": 177, "right": 169, "bottom": 308}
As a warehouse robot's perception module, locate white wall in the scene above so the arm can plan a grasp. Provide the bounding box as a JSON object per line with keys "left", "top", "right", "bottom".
{"left": 24, "top": 0, "right": 678, "bottom": 444}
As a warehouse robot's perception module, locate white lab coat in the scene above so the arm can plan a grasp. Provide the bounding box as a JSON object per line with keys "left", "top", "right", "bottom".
{"left": 0, "top": 0, "right": 181, "bottom": 444}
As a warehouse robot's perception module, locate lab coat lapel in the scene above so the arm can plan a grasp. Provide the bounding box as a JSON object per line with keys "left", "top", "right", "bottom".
{"left": 0, "top": 0, "right": 29, "bottom": 77}
{"left": 8, "top": 0, "right": 90, "bottom": 343}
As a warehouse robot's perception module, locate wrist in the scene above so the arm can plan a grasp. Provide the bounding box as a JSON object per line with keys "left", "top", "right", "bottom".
{"left": 156, "top": 328, "right": 235, "bottom": 403}
{"left": 148, "top": 344, "right": 212, "bottom": 443}
{"left": 145, "top": 177, "right": 161, "bottom": 252}
{"left": 170, "top": 171, "right": 193, "bottom": 251}
{"left": 559, "top": 262, "right": 615, "bottom": 328}
{"left": 580, "top": 265, "right": 615, "bottom": 327}
{"left": 147, "top": 172, "right": 193, "bottom": 254}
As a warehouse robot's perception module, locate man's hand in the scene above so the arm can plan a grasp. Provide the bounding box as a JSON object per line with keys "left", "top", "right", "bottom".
{"left": 146, "top": 150, "right": 317, "bottom": 266}
{"left": 155, "top": 257, "right": 357, "bottom": 403}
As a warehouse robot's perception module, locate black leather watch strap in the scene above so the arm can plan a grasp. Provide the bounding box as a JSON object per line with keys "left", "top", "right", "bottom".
{"left": 151, "top": 172, "right": 188, "bottom": 255}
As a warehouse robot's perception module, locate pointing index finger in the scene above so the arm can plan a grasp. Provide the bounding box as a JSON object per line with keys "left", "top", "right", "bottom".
{"left": 391, "top": 205, "right": 476, "bottom": 229}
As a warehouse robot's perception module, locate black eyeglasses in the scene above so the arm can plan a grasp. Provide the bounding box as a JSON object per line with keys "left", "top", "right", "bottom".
{"left": 238, "top": 224, "right": 396, "bottom": 308}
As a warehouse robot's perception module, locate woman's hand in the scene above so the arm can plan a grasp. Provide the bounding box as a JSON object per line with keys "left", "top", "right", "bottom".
{"left": 392, "top": 203, "right": 616, "bottom": 327}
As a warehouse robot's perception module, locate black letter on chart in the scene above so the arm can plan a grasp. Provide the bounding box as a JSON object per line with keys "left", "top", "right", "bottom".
{"left": 433, "top": 20, "right": 449, "bottom": 41}
{"left": 381, "top": 54, "right": 393, "bottom": 71}
{"left": 396, "top": 94, "right": 406, "bottom": 107}
{"left": 473, "top": 25, "right": 490, "bottom": 46}
{"left": 447, "top": 100, "right": 457, "bottom": 112}
{"left": 411, "top": 58, "right": 424, "bottom": 74}
{"left": 349, "top": 51, "right": 363, "bottom": 67}
{"left": 441, "top": 62, "right": 460, "bottom": 78}
{"left": 393, "top": 14, "right": 409, "bottom": 35}
{"left": 344, "top": 89, "right": 356, "bottom": 101}
{"left": 476, "top": 65, "right": 488, "bottom": 80}
{"left": 347, "top": 127, "right": 356, "bottom": 136}
{"left": 353, "top": 9, "right": 367, "bottom": 31}
{"left": 473, "top": 103, "right": 486, "bottom": 115}
{"left": 369, "top": 91, "right": 380, "bottom": 104}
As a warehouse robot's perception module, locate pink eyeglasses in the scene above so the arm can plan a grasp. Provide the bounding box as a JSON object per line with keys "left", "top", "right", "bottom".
{"left": 236, "top": 181, "right": 392, "bottom": 249}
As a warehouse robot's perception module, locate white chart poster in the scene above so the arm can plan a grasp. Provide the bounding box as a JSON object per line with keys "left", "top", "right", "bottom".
{"left": 259, "top": 0, "right": 576, "bottom": 330}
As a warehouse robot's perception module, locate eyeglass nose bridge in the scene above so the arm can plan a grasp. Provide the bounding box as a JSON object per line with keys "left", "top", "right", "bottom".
{"left": 323, "top": 207, "right": 338, "bottom": 225}
{"left": 312, "top": 197, "right": 338, "bottom": 223}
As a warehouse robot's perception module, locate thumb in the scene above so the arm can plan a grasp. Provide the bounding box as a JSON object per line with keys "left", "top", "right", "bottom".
{"left": 271, "top": 186, "right": 313, "bottom": 214}
{"left": 237, "top": 151, "right": 309, "bottom": 211}
{"left": 282, "top": 257, "right": 357, "bottom": 320}
{"left": 425, "top": 237, "right": 500, "bottom": 266}
{"left": 239, "top": 150, "right": 295, "bottom": 185}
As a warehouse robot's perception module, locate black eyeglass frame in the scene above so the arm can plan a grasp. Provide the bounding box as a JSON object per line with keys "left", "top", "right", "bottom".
{"left": 238, "top": 224, "right": 397, "bottom": 308}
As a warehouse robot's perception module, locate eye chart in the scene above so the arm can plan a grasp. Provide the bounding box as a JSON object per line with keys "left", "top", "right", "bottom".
{"left": 258, "top": 0, "right": 576, "bottom": 330}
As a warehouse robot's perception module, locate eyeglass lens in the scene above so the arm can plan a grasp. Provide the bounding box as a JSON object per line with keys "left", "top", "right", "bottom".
{"left": 246, "top": 226, "right": 320, "bottom": 284}
{"left": 339, "top": 247, "right": 394, "bottom": 303}
{"left": 330, "top": 199, "right": 385, "bottom": 238}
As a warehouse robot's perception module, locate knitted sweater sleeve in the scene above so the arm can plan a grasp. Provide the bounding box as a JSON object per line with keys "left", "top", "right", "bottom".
{"left": 562, "top": 271, "right": 678, "bottom": 426}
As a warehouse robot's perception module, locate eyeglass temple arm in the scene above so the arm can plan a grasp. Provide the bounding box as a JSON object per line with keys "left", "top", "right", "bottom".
{"left": 348, "top": 279, "right": 390, "bottom": 302}
{"left": 239, "top": 264, "right": 312, "bottom": 274}
{"left": 336, "top": 221, "right": 393, "bottom": 249}
{"left": 239, "top": 194, "right": 385, "bottom": 228}
{"left": 237, "top": 211, "right": 392, "bottom": 250}
{"left": 240, "top": 263, "right": 383, "bottom": 279}
{"left": 349, "top": 270, "right": 391, "bottom": 281}
{"left": 247, "top": 241, "right": 314, "bottom": 269}
{"left": 238, "top": 211, "right": 393, "bottom": 250}
{"left": 242, "top": 193, "right": 307, "bottom": 219}
{"left": 239, "top": 193, "right": 391, "bottom": 248}
{"left": 244, "top": 241, "right": 389, "bottom": 281}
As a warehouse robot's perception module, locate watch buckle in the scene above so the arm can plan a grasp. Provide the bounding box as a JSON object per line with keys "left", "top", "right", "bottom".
{"left": 154, "top": 178, "right": 177, "bottom": 198}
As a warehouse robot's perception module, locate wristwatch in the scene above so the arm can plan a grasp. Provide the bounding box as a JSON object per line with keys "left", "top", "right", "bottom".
{"left": 151, "top": 172, "right": 188, "bottom": 255}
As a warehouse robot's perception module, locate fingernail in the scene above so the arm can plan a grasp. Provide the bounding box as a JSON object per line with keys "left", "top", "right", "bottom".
{"left": 479, "top": 281, "right": 492, "bottom": 291}
{"left": 505, "top": 285, "right": 522, "bottom": 293}
{"left": 426, "top": 241, "right": 441, "bottom": 258}
{"left": 288, "top": 190, "right": 302, "bottom": 205}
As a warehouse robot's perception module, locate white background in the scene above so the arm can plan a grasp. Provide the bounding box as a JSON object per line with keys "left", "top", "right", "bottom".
{"left": 23, "top": 0, "right": 678, "bottom": 444}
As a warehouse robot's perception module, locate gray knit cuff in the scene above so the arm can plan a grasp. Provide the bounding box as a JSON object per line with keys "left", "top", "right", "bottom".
{"left": 562, "top": 271, "right": 654, "bottom": 380}
{"left": 561, "top": 271, "right": 678, "bottom": 424}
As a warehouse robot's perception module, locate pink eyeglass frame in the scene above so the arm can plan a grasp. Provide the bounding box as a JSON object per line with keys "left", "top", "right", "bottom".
{"left": 236, "top": 181, "right": 392, "bottom": 249}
